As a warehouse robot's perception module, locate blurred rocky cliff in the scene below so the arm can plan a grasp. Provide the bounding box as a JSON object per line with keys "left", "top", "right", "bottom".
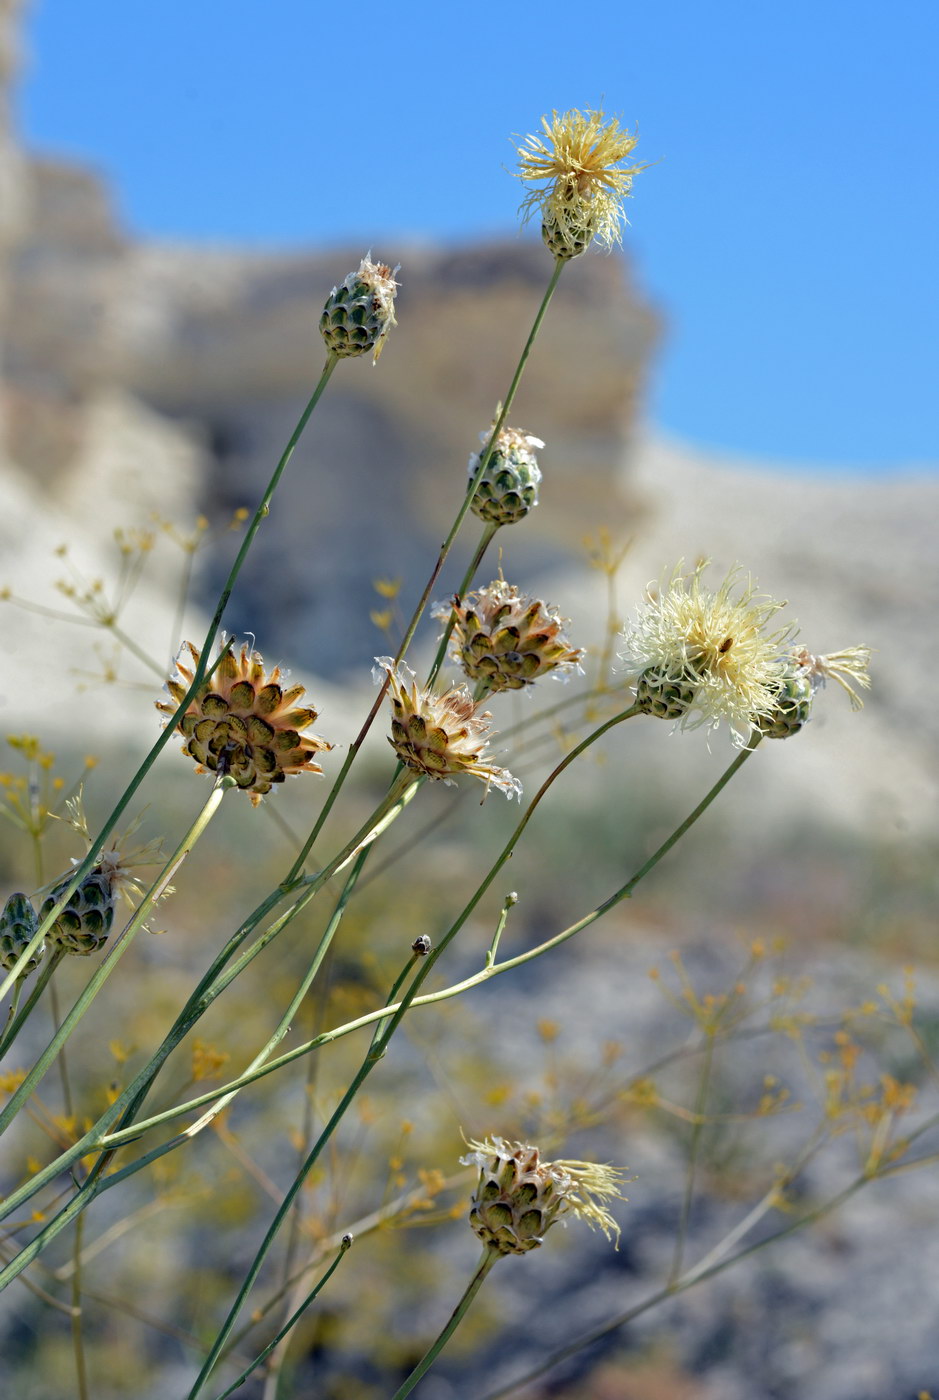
{"left": 0, "top": 132, "right": 659, "bottom": 674}
{"left": 1, "top": 9, "right": 937, "bottom": 848}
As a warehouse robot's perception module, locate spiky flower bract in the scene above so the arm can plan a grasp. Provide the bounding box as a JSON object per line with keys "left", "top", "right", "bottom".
{"left": 620, "top": 562, "right": 795, "bottom": 744}
{"left": 319, "top": 255, "right": 399, "bottom": 363}
{"left": 460, "top": 1136, "right": 627, "bottom": 1254}
{"left": 469, "top": 422, "right": 543, "bottom": 527}
{"left": 516, "top": 108, "right": 645, "bottom": 259}
{"left": 157, "top": 641, "right": 332, "bottom": 805}
{"left": 434, "top": 580, "right": 584, "bottom": 692}
{"left": 376, "top": 658, "right": 521, "bottom": 799}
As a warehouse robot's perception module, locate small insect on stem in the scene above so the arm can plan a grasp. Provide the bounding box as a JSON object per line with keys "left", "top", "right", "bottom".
{"left": 718, "top": 637, "right": 734, "bottom": 654}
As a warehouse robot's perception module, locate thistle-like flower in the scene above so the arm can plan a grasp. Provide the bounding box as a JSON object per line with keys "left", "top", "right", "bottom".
{"left": 516, "top": 108, "right": 646, "bottom": 260}
{"left": 319, "top": 254, "right": 399, "bottom": 363}
{"left": 375, "top": 658, "right": 521, "bottom": 799}
{"left": 157, "top": 641, "right": 332, "bottom": 804}
{"left": 461, "top": 1136, "right": 627, "bottom": 1254}
{"left": 620, "top": 562, "right": 796, "bottom": 744}
{"left": 469, "top": 421, "right": 544, "bottom": 527}
{"left": 755, "top": 645, "right": 872, "bottom": 740}
{"left": 434, "top": 579, "right": 584, "bottom": 692}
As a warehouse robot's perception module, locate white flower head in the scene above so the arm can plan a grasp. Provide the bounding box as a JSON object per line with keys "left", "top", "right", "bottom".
{"left": 620, "top": 562, "right": 797, "bottom": 744}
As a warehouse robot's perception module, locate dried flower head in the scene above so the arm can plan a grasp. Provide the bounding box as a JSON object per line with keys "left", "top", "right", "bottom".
{"left": 376, "top": 658, "right": 521, "bottom": 799}
{"left": 516, "top": 108, "right": 645, "bottom": 259}
{"left": 469, "top": 421, "right": 544, "bottom": 527}
{"left": 319, "top": 254, "right": 399, "bottom": 363}
{"left": 434, "top": 579, "right": 584, "bottom": 692}
{"left": 461, "top": 1135, "right": 627, "bottom": 1254}
{"left": 157, "top": 641, "right": 332, "bottom": 804}
{"left": 620, "top": 562, "right": 795, "bottom": 744}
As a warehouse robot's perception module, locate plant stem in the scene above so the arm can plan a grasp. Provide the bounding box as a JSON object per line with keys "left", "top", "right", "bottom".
{"left": 0, "top": 779, "right": 233, "bottom": 1140}
{"left": 0, "top": 360, "right": 337, "bottom": 1001}
{"left": 0, "top": 948, "right": 65, "bottom": 1060}
{"left": 391, "top": 1245, "right": 501, "bottom": 1399}
{"left": 282, "top": 260, "right": 564, "bottom": 883}
{"left": 669, "top": 1032, "right": 714, "bottom": 1285}
{"left": 70, "top": 1210, "right": 90, "bottom": 1400}
{"left": 425, "top": 521, "right": 499, "bottom": 689}
{"left": 210, "top": 1237, "right": 353, "bottom": 1400}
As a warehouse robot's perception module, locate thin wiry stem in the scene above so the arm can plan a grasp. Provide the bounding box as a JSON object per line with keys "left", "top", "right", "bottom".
{"left": 0, "top": 358, "right": 337, "bottom": 1001}
{"left": 211, "top": 1238, "right": 353, "bottom": 1400}
{"left": 282, "top": 259, "right": 565, "bottom": 884}
{"left": 391, "top": 1245, "right": 501, "bottom": 1399}
{"left": 95, "top": 733, "right": 755, "bottom": 1149}
{"left": 69, "top": 1211, "right": 89, "bottom": 1400}
{"left": 669, "top": 1032, "right": 714, "bottom": 1285}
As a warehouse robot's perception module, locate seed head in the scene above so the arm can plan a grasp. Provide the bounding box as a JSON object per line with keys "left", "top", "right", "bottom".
{"left": 469, "top": 422, "right": 544, "bottom": 527}
{"left": 157, "top": 641, "right": 332, "bottom": 804}
{"left": 38, "top": 799, "right": 165, "bottom": 956}
{"left": 516, "top": 108, "right": 646, "bottom": 259}
{"left": 0, "top": 893, "right": 43, "bottom": 976}
{"left": 376, "top": 658, "right": 521, "bottom": 799}
{"left": 319, "top": 255, "right": 399, "bottom": 363}
{"left": 434, "top": 579, "right": 584, "bottom": 693}
{"left": 620, "top": 562, "right": 796, "bottom": 745}
{"left": 461, "top": 1135, "right": 627, "bottom": 1254}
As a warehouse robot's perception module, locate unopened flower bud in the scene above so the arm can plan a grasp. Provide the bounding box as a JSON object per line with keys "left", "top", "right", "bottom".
{"left": 319, "top": 256, "right": 399, "bottom": 363}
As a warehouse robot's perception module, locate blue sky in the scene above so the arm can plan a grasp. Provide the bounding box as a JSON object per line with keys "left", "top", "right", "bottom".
{"left": 17, "top": 0, "right": 938, "bottom": 471}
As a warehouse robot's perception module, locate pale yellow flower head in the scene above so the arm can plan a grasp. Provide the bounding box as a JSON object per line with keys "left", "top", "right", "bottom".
{"left": 620, "top": 562, "right": 796, "bottom": 744}
{"left": 461, "top": 1135, "right": 628, "bottom": 1254}
{"left": 516, "top": 108, "right": 645, "bottom": 257}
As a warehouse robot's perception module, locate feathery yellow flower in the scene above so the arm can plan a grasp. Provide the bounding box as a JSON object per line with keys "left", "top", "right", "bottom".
{"left": 461, "top": 1136, "right": 627, "bottom": 1254}
{"left": 376, "top": 658, "right": 521, "bottom": 799}
{"left": 620, "top": 562, "right": 795, "bottom": 744}
{"left": 516, "top": 107, "right": 645, "bottom": 259}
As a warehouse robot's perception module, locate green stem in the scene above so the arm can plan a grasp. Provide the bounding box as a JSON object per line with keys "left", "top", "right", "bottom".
{"left": 70, "top": 1210, "right": 90, "bottom": 1400}
{"left": 0, "top": 781, "right": 418, "bottom": 1233}
{"left": 95, "top": 737, "right": 760, "bottom": 1153}
{"left": 186, "top": 937, "right": 433, "bottom": 1397}
{"left": 425, "top": 521, "right": 499, "bottom": 689}
{"left": 0, "top": 779, "right": 233, "bottom": 1140}
{"left": 391, "top": 1245, "right": 501, "bottom": 1399}
{"left": 0, "top": 948, "right": 65, "bottom": 1060}
{"left": 210, "top": 1236, "right": 353, "bottom": 1400}
{"left": 282, "top": 261, "right": 564, "bottom": 883}
{"left": 0, "top": 360, "right": 336, "bottom": 1002}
